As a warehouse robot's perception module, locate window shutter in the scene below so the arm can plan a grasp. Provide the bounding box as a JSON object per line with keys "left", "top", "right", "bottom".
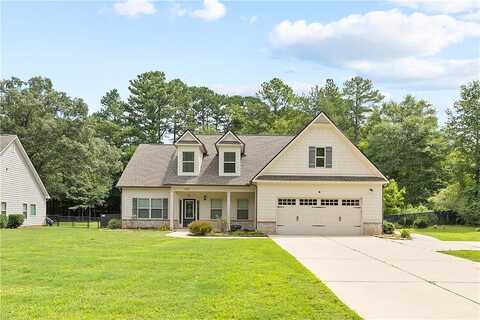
{"left": 308, "top": 146, "right": 315, "bottom": 168}
{"left": 326, "top": 146, "right": 332, "bottom": 168}
{"left": 132, "top": 198, "right": 137, "bottom": 219}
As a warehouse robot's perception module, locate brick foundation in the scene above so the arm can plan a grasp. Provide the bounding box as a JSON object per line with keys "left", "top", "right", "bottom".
{"left": 122, "top": 219, "right": 179, "bottom": 229}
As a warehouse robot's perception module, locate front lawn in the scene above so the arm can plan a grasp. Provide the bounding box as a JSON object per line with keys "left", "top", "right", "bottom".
{"left": 1, "top": 227, "right": 359, "bottom": 320}
{"left": 411, "top": 225, "right": 480, "bottom": 241}
{"left": 439, "top": 250, "right": 480, "bottom": 262}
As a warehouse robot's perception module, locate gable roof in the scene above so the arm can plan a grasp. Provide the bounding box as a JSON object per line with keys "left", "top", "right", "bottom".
{"left": 175, "top": 130, "right": 207, "bottom": 154}
{"left": 215, "top": 131, "right": 246, "bottom": 154}
{"left": 0, "top": 135, "right": 50, "bottom": 198}
{"left": 252, "top": 112, "right": 388, "bottom": 183}
{"left": 116, "top": 135, "right": 293, "bottom": 187}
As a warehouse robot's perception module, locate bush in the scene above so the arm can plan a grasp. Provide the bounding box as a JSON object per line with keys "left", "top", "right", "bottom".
{"left": 413, "top": 217, "right": 428, "bottom": 229}
{"left": 7, "top": 214, "right": 24, "bottom": 229}
{"left": 107, "top": 218, "right": 122, "bottom": 229}
{"left": 188, "top": 220, "right": 213, "bottom": 236}
{"left": 0, "top": 214, "right": 7, "bottom": 228}
{"left": 475, "top": 227, "right": 480, "bottom": 232}
{"left": 159, "top": 224, "right": 170, "bottom": 231}
{"left": 400, "top": 229, "right": 411, "bottom": 239}
{"left": 383, "top": 221, "right": 395, "bottom": 234}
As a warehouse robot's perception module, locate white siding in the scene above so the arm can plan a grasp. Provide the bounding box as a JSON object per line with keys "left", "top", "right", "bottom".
{"left": 121, "top": 187, "right": 171, "bottom": 219}
{"left": 0, "top": 142, "right": 47, "bottom": 226}
{"left": 256, "top": 181, "right": 383, "bottom": 225}
{"left": 263, "top": 124, "right": 379, "bottom": 177}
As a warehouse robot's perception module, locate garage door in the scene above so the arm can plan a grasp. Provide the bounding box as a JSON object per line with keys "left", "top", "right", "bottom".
{"left": 276, "top": 198, "right": 362, "bottom": 235}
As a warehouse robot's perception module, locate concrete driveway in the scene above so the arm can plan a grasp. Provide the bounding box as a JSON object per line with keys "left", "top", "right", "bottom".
{"left": 271, "top": 235, "right": 480, "bottom": 320}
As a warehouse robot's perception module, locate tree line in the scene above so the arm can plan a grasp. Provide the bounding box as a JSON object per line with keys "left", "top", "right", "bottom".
{"left": 1, "top": 73, "right": 478, "bottom": 224}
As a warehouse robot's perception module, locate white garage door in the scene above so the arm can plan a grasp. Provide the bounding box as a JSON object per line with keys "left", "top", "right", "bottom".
{"left": 276, "top": 198, "right": 362, "bottom": 235}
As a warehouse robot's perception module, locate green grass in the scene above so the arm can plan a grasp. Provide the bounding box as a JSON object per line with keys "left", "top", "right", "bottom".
{"left": 411, "top": 225, "right": 480, "bottom": 241}
{"left": 439, "top": 250, "right": 480, "bottom": 262}
{"left": 0, "top": 227, "right": 359, "bottom": 320}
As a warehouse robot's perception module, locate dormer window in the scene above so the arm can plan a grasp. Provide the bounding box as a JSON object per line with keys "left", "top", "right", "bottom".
{"left": 316, "top": 147, "right": 325, "bottom": 168}
{"left": 182, "top": 152, "right": 194, "bottom": 173}
{"left": 224, "top": 152, "right": 236, "bottom": 173}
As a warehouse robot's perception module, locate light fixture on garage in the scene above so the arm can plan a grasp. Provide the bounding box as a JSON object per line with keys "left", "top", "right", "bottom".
{"left": 203, "top": 195, "right": 207, "bottom": 200}
{"left": 317, "top": 190, "right": 321, "bottom": 193}
{"left": 369, "top": 188, "right": 373, "bottom": 192}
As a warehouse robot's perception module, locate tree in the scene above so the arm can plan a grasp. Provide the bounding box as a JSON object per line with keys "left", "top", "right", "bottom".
{"left": 383, "top": 180, "right": 406, "bottom": 215}
{"left": 342, "top": 76, "right": 383, "bottom": 145}
{"left": 364, "top": 96, "right": 445, "bottom": 204}
{"left": 224, "top": 96, "right": 273, "bottom": 133}
{"left": 0, "top": 77, "right": 122, "bottom": 205}
{"left": 257, "top": 78, "right": 296, "bottom": 114}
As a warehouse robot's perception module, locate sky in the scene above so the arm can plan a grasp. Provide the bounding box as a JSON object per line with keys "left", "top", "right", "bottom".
{"left": 2, "top": 0, "right": 479, "bottom": 122}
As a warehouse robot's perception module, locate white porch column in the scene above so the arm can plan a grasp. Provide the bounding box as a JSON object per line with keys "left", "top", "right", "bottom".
{"left": 169, "top": 189, "right": 174, "bottom": 230}
{"left": 253, "top": 190, "right": 256, "bottom": 229}
{"left": 226, "top": 191, "right": 231, "bottom": 231}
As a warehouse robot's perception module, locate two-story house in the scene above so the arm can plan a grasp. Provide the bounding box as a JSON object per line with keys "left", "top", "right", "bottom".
{"left": 116, "top": 113, "right": 388, "bottom": 235}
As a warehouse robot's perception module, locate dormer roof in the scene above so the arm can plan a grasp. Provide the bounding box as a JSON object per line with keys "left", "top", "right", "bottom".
{"left": 215, "top": 131, "right": 245, "bottom": 155}
{"left": 174, "top": 130, "right": 207, "bottom": 155}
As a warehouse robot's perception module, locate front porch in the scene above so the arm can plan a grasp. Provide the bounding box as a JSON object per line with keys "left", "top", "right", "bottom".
{"left": 170, "top": 185, "right": 256, "bottom": 231}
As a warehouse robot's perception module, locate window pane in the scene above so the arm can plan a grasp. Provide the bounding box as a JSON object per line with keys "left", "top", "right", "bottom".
{"left": 1, "top": 202, "right": 6, "bottom": 214}
{"left": 211, "top": 209, "right": 222, "bottom": 219}
{"left": 183, "top": 152, "right": 194, "bottom": 162}
{"left": 151, "top": 199, "right": 162, "bottom": 209}
{"left": 183, "top": 162, "right": 194, "bottom": 173}
{"left": 30, "top": 204, "right": 36, "bottom": 216}
{"left": 237, "top": 209, "right": 248, "bottom": 220}
{"left": 238, "top": 199, "right": 248, "bottom": 209}
{"left": 138, "top": 199, "right": 149, "bottom": 208}
{"left": 138, "top": 208, "right": 149, "bottom": 219}
{"left": 224, "top": 152, "right": 236, "bottom": 162}
{"left": 224, "top": 162, "right": 236, "bottom": 173}
{"left": 151, "top": 209, "right": 162, "bottom": 218}
{"left": 316, "top": 158, "right": 325, "bottom": 167}
{"left": 211, "top": 199, "right": 222, "bottom": 209}
{"left": 316, "top": 147, "right": 325, "bottom": 156}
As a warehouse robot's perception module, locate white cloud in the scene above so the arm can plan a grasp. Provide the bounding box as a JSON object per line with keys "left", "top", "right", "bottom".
{"left": 171, "top": 3, "right": 187, "bottom": 17}
{"left": 191, "top": 0, "right": 226, "bottom": 21}
{"left": 389, "top": 0, "right": 479, "bottom": 14}
{"left": 113, "top": 0, "right": 156, "bottom": 16}
{"left": 270, "top": 10, "right": 480, "bottom": 88}
{"left": 462, "top": 10, "right": 480, "bottom": 22}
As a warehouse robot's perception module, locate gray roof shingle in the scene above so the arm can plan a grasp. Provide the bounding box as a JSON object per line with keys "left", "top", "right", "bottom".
{"left": 116, "top": 135, "right": 294, "bottom": 187}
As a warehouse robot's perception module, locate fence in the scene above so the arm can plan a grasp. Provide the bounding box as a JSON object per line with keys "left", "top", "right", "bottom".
{"left": 384, "top": 210, "right": 459, "bottom": 226}
{"left": 47, "top": 215, "right": 101, "bottom": 228}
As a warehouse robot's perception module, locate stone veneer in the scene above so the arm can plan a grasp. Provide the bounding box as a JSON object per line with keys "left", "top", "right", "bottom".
{"left": 257, "top": 221, "right": 276, "bottom": 234}
{"left": 363, "top": 222, "right": 382, "bottom": 235}
{"left": 122, "top": 219, "right": 179, "bottom": 229}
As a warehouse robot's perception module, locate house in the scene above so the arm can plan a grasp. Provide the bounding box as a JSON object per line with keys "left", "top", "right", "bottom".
{"left": 116, "top": 113, "right": 388, "bottom": 235}
{"left": 0, "top": 135, "right": 50, "bottom": 226}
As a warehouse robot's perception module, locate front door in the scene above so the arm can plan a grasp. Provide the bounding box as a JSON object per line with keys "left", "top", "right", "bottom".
{"left": 183, "top": 199, "right": 196, "bottom": 227}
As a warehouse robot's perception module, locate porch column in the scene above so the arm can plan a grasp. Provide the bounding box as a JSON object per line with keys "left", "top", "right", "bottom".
{"left": 253, "top": 191, "right": 256, "bottom": 230}
{"left": 226, "top": 191, "right": 231, "bottom": 231}
{"left": 169, "top": 189, "right": 174, "bottom": 230}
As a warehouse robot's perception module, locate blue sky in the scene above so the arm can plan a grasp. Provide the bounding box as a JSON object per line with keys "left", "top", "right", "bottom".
{"left": 2, "top": 1, "right": 479, "bottom": 122}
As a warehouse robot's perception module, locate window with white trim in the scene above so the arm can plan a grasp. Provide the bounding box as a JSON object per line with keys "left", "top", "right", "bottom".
{"left": 342, "top": 199, "right": 360, "bottom": 206}
{"left": 134, "top": 198, "right": 169, "bottom": 219}
{"left": 23, "top": 203, "right": 28, "bottom": 218}
{"left": 224, "top": 152, "right": 236, "bottom": 173}
{"left": 278, "top": 198, "right": 296, "bottom": 206}
{"left": 1, "top": 202, "right": 6, "bottom": 215}
{"left": 182, "top": 152, "right": 195, "bottom": 173}
{"left": 299, "top": 199, "right": 317, "bottom": 206}
{"left": 30, "top": 204, "right": 36, "bottom": 216}
{"left": 320, "top": 199, "right": 338, "bottom": 206}
{"left": 237, "top": 199, "right": 249, "bottom": 220}
{"left": 316, "top": 147, "right": 325, "bottom": 168}
{"left": 211, "top": 199, "right": 223, "bottom": 219}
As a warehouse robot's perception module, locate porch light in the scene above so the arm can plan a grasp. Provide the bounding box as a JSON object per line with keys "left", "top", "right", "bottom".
{"left": 203, "top": 195, "right": 207, "bottom": 200}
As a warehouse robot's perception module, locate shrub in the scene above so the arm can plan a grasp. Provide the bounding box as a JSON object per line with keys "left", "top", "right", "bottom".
{"left": 475, "top": 227, "right": 480, "bottom": 232}
{"left": 188, "top": 220, "right": 213, "bottom": 236}
{"left": 159, "top": 224, "right": 170, "bottom": 231}
{"left": 0, "top": 214, "right": 7, "bottom": 228}
{"left": 383, "top": 221, "right": 395, "bottom": 234}
{"left": 107, "top": 218, "right": 122, "bottom": 229}
{"left": 413, "top": 217, "right": 428, "bottom": 229}
{"left": 432, "top": 225, "right": 438, "bottom": 229}
{"left": 7, "top": 214, "right": 24, "bottom": 229}
{"left": 400, "top": 229, "right": 411, "bottom": 239}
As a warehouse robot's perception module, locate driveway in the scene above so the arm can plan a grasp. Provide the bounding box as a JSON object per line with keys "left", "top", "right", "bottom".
{"left": 271, "top": 235, "right": 480, "bottom": 320}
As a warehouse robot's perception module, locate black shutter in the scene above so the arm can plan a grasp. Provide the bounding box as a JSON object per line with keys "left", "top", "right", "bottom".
{"left": 179, "top": 200, "right": 182, "bottom": 225}
{"left": 326, "top": 146, "right": 332, "bottom": 168}
{"left": 309, "top": 146, "right": 316, "bottom": 168}
{"left": 196, "top": 200, "right": 200, "bottom": 220}
{"left": 132, "top": 198, "right": 137, "bottom": 219}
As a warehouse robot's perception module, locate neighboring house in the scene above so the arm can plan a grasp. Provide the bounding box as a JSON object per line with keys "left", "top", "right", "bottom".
{"left": 0, "top": 135, "right": 50, "bottom": 226}
{"left": 117, "top": 113, "right": 388, "bottom": 235}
